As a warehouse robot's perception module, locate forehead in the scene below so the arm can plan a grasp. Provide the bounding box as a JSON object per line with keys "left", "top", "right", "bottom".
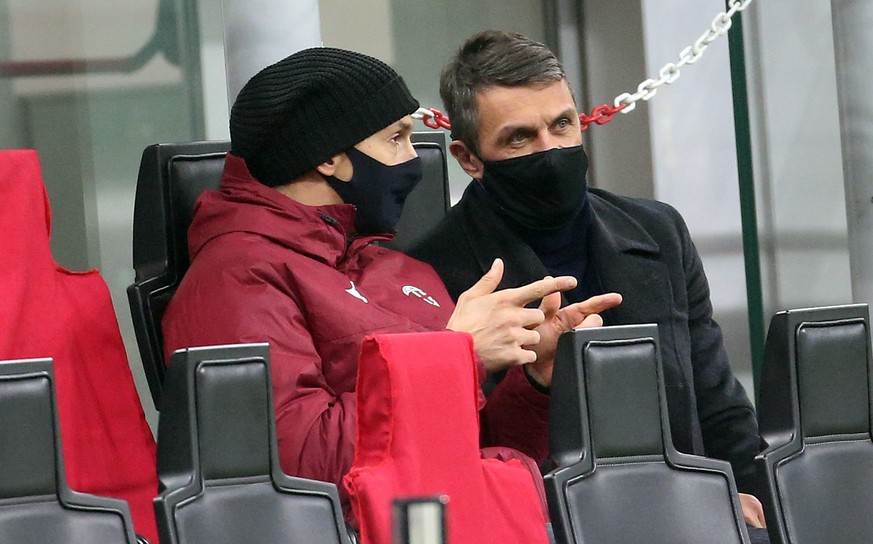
{"left": 475, "top": 80, "right": 575, "bottom": 133}
{"left": 357, "top": 116, "right": 413, "bottom": 145}
{"left": 373, "top": 116, "right": 413, "bottom": 136}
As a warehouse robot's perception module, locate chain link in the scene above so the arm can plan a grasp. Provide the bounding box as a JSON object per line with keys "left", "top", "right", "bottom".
{"left": 614, "top": 0, "right": 755, "bottom": 113}
{"left": 414, "top": 0, "right": 755, "bottom": 131}
{"left": 412, "top": 107, "right": 452, "bottom": 130}
{"left": 579, "top": 103, "right": 626, "bottom": 132}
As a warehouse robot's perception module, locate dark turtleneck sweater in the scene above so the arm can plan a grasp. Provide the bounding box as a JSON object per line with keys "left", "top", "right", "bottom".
{"left": 475, "top": 181, "right": 602, "bottom": 303}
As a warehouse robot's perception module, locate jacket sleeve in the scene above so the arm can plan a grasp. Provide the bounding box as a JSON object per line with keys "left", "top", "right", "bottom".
{"left": 674, "top": 209, "right": 765, "bottom": 494}
{"left": 479, "top": 366, "right": 551, "bottom": 466}
{"left": 165, "top": 264, "right": 357, "bottom": 490}
{"left": 268, "top": 312, "right": 357, "bottom": 490}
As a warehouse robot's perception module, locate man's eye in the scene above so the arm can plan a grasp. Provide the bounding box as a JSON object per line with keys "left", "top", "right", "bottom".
{"left": 556, "top": 118, "right": 571, "bottom": 129}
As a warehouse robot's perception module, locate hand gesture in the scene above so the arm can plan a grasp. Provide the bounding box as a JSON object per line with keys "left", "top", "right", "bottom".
{"left": 524, "top": 289, "right": 623, "bottom": 387}
{"left": 446, "top": 259, "right": 579, "bottom": 374}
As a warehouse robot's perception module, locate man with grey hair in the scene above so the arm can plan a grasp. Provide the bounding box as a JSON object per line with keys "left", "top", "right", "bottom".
{"left": 410, "top": 30, "right": 770, "bottom": 539}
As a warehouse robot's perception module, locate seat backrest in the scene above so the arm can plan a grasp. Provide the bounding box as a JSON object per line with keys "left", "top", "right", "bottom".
{"left": 756, "top": 303, "right": 873, "bottom": 544}
{"left": 2, "top": 148, "right": 159, "bottom": 541}
{"left": 387, "top": 131, "right": 451, "bottom": 253}
{"left": 155, "top": 343, "right": 351, "bottom": 544}
{"left": 545, "top": 325, "right": 749, "bottom": 544}
{"left": 128, "top": 140, "right": 229, "bottom": 407}
{"left": 128, "top": 133, "right": 450, "bottom": 408}
{"left": 344, "top": 332, "right": 550, "bottom": 544}
{"left": 0, "top": 358, "right": 140, "bottom": 543}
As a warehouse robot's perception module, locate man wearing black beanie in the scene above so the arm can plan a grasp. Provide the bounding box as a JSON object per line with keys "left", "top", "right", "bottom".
{"left": 162, "top": 47, "right": 621, "bottom": 520}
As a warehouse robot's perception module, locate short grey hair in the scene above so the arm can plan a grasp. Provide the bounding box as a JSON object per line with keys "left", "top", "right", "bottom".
{"left": 440, "top": 30, "right": 569, "bottom": 154}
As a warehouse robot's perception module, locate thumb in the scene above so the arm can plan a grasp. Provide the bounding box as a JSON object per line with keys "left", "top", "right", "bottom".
{"left": 538, "top": 289, "right": 561, "bottom": 319}
{"left": 462, "top": 258, "right": 504, "bottom": 299}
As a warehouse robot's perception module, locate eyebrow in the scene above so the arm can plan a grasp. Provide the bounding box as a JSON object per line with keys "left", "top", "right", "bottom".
{"left": 552, "top": 108, "right": 578, "bottom": 125}
{"left": 395, "top": 118, "right": 413, "bottom": 132}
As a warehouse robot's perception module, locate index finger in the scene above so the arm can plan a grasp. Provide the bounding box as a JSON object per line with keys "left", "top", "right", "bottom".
{"left": 504, "top": 275, "right": 577, "bottom": 306}
{"left": 565, "top": 293, "right": 623, "bottom": 315}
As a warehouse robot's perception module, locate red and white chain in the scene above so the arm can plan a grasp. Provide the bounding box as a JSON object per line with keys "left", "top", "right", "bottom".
{"left": 412, "top": 0, "right": 755, "bottom": 131}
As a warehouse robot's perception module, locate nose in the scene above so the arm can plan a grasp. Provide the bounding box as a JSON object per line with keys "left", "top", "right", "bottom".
{"left": 402, "top": 138, "right": 417, "bottom": 161}
{"left": 533, "top": 131, "right": 561, "bottom": 153}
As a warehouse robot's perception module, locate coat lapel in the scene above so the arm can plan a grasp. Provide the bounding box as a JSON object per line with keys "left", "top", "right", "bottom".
{"left": 456, "top": 183, "right": 676, "bottom": 324}
{"left": 587, "top": 193, "right": 675, "bottom": 328}
{"left": 455, "top": 182, "right": 550, "bottom": 292}
{"left": 454, "top": 184, "right": 699, "bottom": 453}
{"left": 588, "top": 194, "right": 697, "bottom": 452}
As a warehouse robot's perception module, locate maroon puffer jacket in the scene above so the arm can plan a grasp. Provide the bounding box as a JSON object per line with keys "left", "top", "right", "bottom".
{"left": 163, "top": 154, "right": 550, "bottom": 506}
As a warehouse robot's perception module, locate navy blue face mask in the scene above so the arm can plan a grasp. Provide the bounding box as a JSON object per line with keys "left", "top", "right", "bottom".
{"left": 326, "top": 147, "right": 422, "bottom": 235}
{"left": 480, "top": 145, "right": 589, "bottom": 231}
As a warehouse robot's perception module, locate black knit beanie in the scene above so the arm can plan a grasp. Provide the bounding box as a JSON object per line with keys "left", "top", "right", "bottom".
{"left": 230, "top": 47, "right": 419, "bottom": 187}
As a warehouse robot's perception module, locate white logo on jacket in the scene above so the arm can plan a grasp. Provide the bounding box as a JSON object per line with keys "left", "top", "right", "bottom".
{"left": 345, "top": 281, "right": 368, "bottom": 304}
{"left": 402, "top": 285, "right": 441, "bottom": 307}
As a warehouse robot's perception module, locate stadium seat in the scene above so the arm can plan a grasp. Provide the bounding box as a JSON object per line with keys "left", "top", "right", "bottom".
{"left": 0, "top": 358, "right": 142, "bottom": 543}
{"left": 154, "top": 343, "right": 353, "bottom": 544}
{"left": 544, "top": 325, "right": 750, "bottom": 544}
{"left": 1, "top": 148, "right": 158, "bottom": 541}
{"left": 756, "top": 303, "right": 873, "bottom": 544}
{"left": 344, "top": 332, "right": 551, "bottom": 544}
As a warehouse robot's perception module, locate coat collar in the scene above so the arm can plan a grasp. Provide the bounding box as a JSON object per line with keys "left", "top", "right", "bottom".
{"left": 587, "top": 188, "right": 660, "bottom": 256}
{"left": 188, "top": 153, "right": 391, "bottom": 268}
{"left": 454, "top": 182, "right": 660, "bottom": 284}
{"left": 451, "top": 181, "right": 693, "bottom": 449}
{"left": 452, "top": 182, "right": 669, "bottom": 323}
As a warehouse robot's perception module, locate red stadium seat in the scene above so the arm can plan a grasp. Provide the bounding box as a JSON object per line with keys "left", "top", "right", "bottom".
{"left": 0, "top": 149, "right": 159, "bottom": 543}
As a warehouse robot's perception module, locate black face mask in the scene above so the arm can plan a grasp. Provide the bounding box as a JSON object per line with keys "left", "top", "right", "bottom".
{"left": 327, "top": 147, "right": 422, "bottom": 234}
{"left": 480, "top": 145, "right": 589, "bottom": 231}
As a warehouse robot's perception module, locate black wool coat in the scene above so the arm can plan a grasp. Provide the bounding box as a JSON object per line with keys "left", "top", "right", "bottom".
{"left": 410, "top": 182, "right": 765, "bottom": 493}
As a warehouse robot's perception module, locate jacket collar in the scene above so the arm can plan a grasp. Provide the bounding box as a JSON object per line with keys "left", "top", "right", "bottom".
{"left": 188, "top": 153, "right": 390, "bottom": 267}
{"left": 587, "top": 188, "right": 660, "bottom": 256}
{"left": 451, "top": 181, "right": 667, "bottom": 319}
{"left": 583, "top": 188, "right": 671, "bottom": 327}
{"left": 455, "top": 181, "right": 660, "bottom": 282}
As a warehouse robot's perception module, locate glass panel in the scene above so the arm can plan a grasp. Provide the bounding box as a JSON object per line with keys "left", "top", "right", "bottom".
{"left": 1, "top": 0, "right": 228, "bottom": 423}
{"left": 744, "top": 2, "right": 852, "bottom": 317}
{"left": 4, "top": 0, "right": 859, "bottom": 424}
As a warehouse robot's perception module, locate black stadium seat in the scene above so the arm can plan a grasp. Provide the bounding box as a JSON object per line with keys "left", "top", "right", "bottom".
{"left": 128, "top": 133, "right": 450, "bottom": 407}
{"left": 0, "top": 358, "right": 142, "bottom": 544}
{"left": 154, "top": 343, "right": 353, "bottom": 544}
{"left": 756, "top": 303, "right": 873, "bottom": 544}
{"left": 545, "top": 325, "right": 750, "bottom": 544}
{"left": 128, "top": 140, "right": 230, "bottom": 407}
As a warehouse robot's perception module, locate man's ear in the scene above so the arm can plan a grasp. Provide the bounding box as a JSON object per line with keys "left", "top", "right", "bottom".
{"left": 450, "top": 140, "right": 484, "bottom": 180}
{"left": 316, "top": 152, "right": 352, "bottom": 180}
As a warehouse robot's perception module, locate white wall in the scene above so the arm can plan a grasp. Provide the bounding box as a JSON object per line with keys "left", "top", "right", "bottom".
{"left": 222, "top": 0, "right": 321, "bottom": 104}
{"left": 829, "top": 0, "right": 873, "bottom": 306}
